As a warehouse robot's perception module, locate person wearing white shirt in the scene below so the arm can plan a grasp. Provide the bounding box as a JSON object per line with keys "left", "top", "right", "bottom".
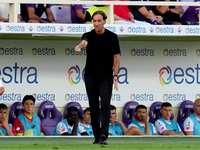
{"left": 183, "top": 99, "right": 200, "bottom": 135}
{"left": 125, "top": 105, "right": 157, "bottom": 135}
{"left": 53, "top": 106, "right": 88, "bottom": 136}
{"left": 154, "top": 102, "right": 184, "bottom": 135}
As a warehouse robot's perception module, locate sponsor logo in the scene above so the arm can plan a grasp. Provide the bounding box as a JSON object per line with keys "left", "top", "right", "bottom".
{"left": 90, "top": 26, "right": 94, "bottom": 31}
{"left": 65, "top": 48, "right": 86, "bottom": 56}
{"left": 65, "top": 93, "right": 121, "bottom": 101}
{"left": 0, "top": 62, "right": 38, "bottom": 84}
{"left": 0, "top": 47, "right": 23, "bottom": 55}
{"left": 17, "top": 106, "right": 23, "bottom": 109}
{"left": 32, "top": 93, "right": 55, "bottom": 101}
{"left": 67, "top": 26, "right": 86, "bottom": 32}
{"left": 155, "top": 27, "right": 174, "bottom": 33}
{"left": 32, "top": 47, "right": 56, "bottom": 55}
{"left": 185, "top": 105, "right": 193, "bottom": 108}
{"left": 163, "top": 49, "right": 187, "bottom": 56}
{"left": 150, "top": 27, "right": 154, "bottom": 33}
{"left": 60, "top": 26, "right": 64, "bottom": 32}
{"left": 61, "top": 124, "right": 65, "bottom": 132}
{"left": 67, "top": 66, "right": 129, "bottom": 85}
{"left": 163, "top": 93, "right": 186, "bottom": 101}
{"left": 196, "top": 49, "right": 200, "bottom": 56}
{"left": 65, "top": 93, "right": 88, "bottom": 101}
{"left": 185, "top": 27, "right": 200, "bottom": 34}
{"left": 161, "top": 127, "right": 164, "bottom": 130}
{"left": 159, "top": 66, "right": 172, "bottom": 86}
{"left": 6, "top": 25, "right": 25, "bottom": 32}
{"left": 105, "top": 26, "right": 116, "bottom": 33}
{"left": 178, "top": 27, "right": 182, "bottom": 33}
{"left": 0, "top": 93, "right": 21, "bottom": 101}
{"left": 195, "top": 94, "right": 200, "bottom": 99}
{"left": 68, "top": 65, "right": 81, "bottom": 85}
{"left": 130, "top": 93, "right": 154, "bottom": 101}
{"left": 159, "top": 64, "right": 200, "bottom": 85}
{"left": 127, "top": 27, "right": 146, "bottom": 33}
{"left": 37, "top": 26, "right": 56, "bottom": 32}
{"left": 29, "top": 26, "right": 33, "bottom": 32}
{"left": 119, "top": 26, "right": 124, "bottom": 32}
{"left": 131, "top": 48, "right": 154, "bottom": 56}
{"left": 45, "top": 105, "right": 54, "bottom": 108}
{"left": 158, "top": 122, "right": 162, "bottom": 127}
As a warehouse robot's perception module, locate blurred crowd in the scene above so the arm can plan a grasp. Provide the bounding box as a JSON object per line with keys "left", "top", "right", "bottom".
{"left": 0, "top": 0, "right": 199, "bottom": 25}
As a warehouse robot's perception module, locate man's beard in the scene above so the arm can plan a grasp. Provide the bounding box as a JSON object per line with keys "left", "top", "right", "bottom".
{"left": 135, "top": 116, "right": 143, "bottom": 122}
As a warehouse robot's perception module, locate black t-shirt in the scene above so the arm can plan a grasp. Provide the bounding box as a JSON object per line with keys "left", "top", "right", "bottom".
{"left": 128, "top": 0, "right": 152, "bottom": 22}
{"left": 82, "top": 29, "right": 120, "bottom": 78}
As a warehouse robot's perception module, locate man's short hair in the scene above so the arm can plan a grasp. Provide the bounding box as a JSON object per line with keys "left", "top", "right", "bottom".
{"left": 161, "top": 102, "right": 172, "bottom": 109}
{"left": 84, "top": 107, "right": 90, "bottom": 114}
{"left": 0, "top": 103, "right": 7, "bottom": 110}
{"left": 92, "top": 11, "right": 107, "bottom": 20}
{"left": 22, "top": 95, "right": 35, "bottom": 105}
{"left": 110, "top": 105, "right": 116, "bottom": 110}
{"left": 135, "top": 105, "right": 147, "bottom": 112}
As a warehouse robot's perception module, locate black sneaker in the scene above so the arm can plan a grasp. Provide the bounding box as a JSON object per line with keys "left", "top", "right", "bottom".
{"left": 99, "top": 139, "right": 108, "bottom": 145}
{"left": 93, "top": 138, "right": 100, "bottom": 144}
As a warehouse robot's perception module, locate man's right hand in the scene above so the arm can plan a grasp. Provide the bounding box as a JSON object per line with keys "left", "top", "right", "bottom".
{"left": 143, "top": 115, "right": 150, "bottom": 123}
{"left": 2, "top": 117, "right": 9, "bottom": 128}
{"left": 70, "top": 116, "right": 80, "bottom": 125}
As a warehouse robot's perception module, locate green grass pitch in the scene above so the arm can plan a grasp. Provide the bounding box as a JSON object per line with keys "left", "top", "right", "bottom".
{"left": 0, "top": 136, "right": 200, "bottom": 150}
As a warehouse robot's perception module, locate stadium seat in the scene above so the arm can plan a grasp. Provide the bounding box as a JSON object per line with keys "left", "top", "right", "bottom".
{"left": 9, "top": 102, "right": 24, "bottom": 124}
{"left": 177, "top": 100, "right": 194, "bottom": 131}
{"left": 123, "top": 101, "right": 139, "bottom": 127}
{"left": 51, "top": 5, "right": 72, "bottom": 23}
{"left": 38, "top": 101, "right": 62, "bottom": 136}
{"left": 64, "top": 102, "right": 84, "bottom": 120}
{"left": 41, "top": 5, "right": 72, "bottom": 23}
{"left": 149, "top": 101, "right": 174, "bottom": 124}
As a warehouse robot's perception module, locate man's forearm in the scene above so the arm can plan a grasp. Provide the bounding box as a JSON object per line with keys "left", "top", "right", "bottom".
{"left": 113, "top": 54, "right": 120, "bottom": 75}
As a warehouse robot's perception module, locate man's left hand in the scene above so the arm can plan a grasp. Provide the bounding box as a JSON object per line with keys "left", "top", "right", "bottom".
{"left": 113, "top": 76, "right": 118, "bottom": 91}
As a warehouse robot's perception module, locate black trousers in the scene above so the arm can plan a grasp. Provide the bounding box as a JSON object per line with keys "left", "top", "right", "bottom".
{"left": 85, "top": 76, "right": 113, "bottom": 139}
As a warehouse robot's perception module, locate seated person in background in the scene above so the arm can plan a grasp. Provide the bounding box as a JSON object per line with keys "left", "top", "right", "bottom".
{"left": 128, "top": 0, "right": 164, "bottom": 24}
{"left": 113, "top": 0, "right": 151, "bottom": 25}
{"left": 0, "top": 3, "right": 23, "bottom": 22}
{"left": 20, "top": 4, "right": 60, "bottom": 23}
{"left": 109, "top": 105, "right": 127, "bottom": 135}
{"left": 0, "top": 103, "right": 16, "bottom": 136}
{"left": 0, "top": 77, "right": 4, "bottom": 96}
{"left": 155, "top": 102, "right": 184, "bottom": 135}
{"left": 85, "top": 3, "right": 150, "bottom": 25}
{"left": 80, "top": 107, "right": 93, "bottom": 136}
{"left": 125, "top": 105, "right": 157, "bottom": 135}
{"left": 53, "top": 106, "right": 88, "bottom": 136}
{"left": 71, "top": 2, "right": 93, "bottom": 23}
{"left": 180, "top": 0, "right": 199, "bottom": 25}
{"left": 150, "top": 0, "right": 184, "bottom": 25}
{"left": 183, "top": 99, "right": 200, "bottom": 135}
{"left": 13, "top": 95, "right": 44, "bottom": 136}
{"left": 85, "top": 5, "right": 106, "bottom": 23}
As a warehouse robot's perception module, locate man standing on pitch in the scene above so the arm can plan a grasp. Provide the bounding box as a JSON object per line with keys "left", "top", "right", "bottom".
{"left": 75, "top": 11, "right": 120, "bottom": 145}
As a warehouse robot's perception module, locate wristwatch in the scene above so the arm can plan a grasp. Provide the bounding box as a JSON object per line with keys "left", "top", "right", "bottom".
{"left": 113, "top": 75, "right": 118, "bottom": 79}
